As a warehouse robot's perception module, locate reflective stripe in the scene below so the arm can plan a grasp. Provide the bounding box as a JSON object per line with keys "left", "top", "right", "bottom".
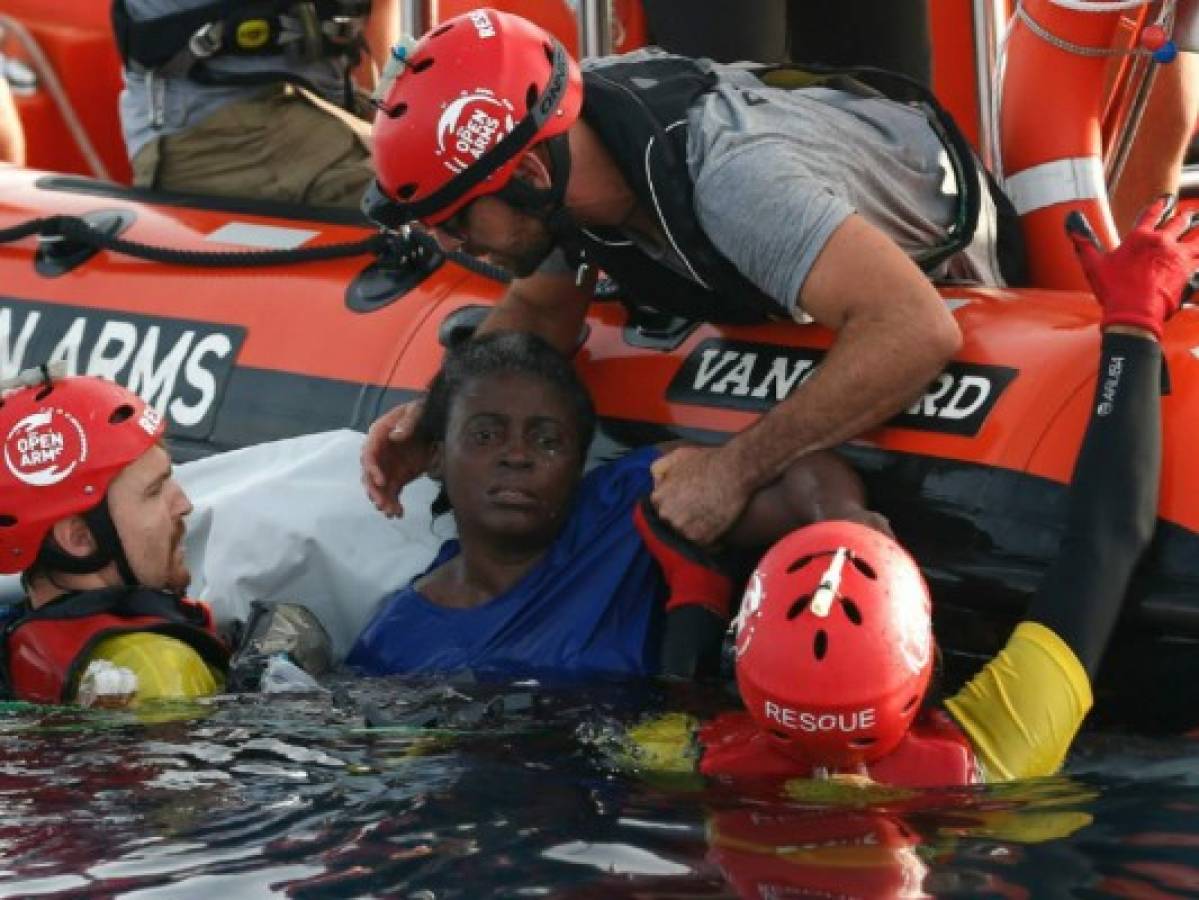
{"left": 1003, "top": 156, "right": 1105, "bottom": 216}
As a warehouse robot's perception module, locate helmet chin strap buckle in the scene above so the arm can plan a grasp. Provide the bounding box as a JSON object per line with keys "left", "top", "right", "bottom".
{"left": 372, "top": 37, "right": 416, "bottom": 110}
{"left": 0, "top": 361, "right": 68, "bottom": 393}
{"left": 810, "top": 547, "right": 849, "bottom": 617}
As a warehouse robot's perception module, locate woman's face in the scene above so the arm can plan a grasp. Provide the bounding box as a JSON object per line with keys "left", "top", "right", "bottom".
{"left": 435, "top": 371, "right": 585, "bottom": 550}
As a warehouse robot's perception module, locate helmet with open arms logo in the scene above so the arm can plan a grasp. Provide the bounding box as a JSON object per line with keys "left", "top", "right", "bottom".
{"left": 366, "top": 8, "right": 583, "bottom": 230}
{"left": 0, "top": 374, "right": 162, "bottom": 573}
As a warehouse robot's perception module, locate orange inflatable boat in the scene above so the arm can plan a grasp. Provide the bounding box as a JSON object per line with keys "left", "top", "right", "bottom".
{"left": 0, "top": 0, "right": 1196, "bottom": 724}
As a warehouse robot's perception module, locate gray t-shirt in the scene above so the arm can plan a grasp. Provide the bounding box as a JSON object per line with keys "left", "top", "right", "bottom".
{"left": 119, "top": 0, "right": 349, "bottom": 159}
{"left": 561, "top": 50, "right": 1003, "bottom": 315}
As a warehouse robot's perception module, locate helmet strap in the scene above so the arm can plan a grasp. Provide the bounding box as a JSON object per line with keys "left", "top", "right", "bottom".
{"left": 35, "top": 497, "right": 139, "bottom": 587}
{"left": 83, "top": 500, "right": 140, "bottom": 587}
{"left": 495, "top": 133, "right": 579, "bottom": 242}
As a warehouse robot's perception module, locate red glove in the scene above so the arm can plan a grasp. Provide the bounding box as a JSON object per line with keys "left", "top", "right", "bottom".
{"left": 1066, "top": 195, "right": 1199, "bottom": 341}
{"left": 633, "top": 497, "right": 732, "bottom": 618}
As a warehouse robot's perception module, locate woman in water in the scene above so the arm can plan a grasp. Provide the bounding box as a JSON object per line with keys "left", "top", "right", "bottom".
{"left": 347, "top": 330, "right": 886, "bottom": 681}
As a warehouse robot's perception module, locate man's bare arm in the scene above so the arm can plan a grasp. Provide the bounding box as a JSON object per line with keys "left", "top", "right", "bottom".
{"left": 477, "top": 268, "right": 596, "bottom": 353}
{"left": 0, "top": 78, "right": 24, "bottom": 166}
{"left": 726, "top": 214, "right": 960, "bottom": 489}
{"left": 652, "top": 214, "right": 960, "bottom": 542}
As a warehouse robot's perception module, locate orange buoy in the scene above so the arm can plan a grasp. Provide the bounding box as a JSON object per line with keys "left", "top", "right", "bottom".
{"left": 1000, "top": 0, "right": 1145, "bottom": 289}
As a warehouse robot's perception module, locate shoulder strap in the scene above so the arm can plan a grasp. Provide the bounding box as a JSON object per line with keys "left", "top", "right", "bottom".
{"left": 112, "top": 0, "right": 242, "bottom": 70}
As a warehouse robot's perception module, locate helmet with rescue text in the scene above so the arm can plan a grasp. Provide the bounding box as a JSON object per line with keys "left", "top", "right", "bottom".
{"left": 734, "top": 520, "right": 935, "bottom": 771}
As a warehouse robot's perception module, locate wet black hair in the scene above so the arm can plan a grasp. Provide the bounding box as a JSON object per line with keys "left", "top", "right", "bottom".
{"left": 417, "top": 329, "right": 597, "bottom": 467}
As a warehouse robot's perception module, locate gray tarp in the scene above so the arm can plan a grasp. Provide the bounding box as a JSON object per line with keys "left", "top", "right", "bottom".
{"left": 177, "top": 429, "right": 449, "bottom": 659}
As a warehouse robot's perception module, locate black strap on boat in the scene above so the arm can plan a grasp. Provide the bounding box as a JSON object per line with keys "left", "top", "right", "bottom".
{"left": 0, "top": 214, "right": 511, "bottom": 282}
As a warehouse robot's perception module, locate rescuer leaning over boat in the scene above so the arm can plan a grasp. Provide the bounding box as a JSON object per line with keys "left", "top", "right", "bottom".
{"left": 623, "top": 200, "right": 1199, "bottom": 787}
{"left": 361, "top": 8, "right": 1023, "bottom": 550}
{"left": 0, "top": 374, "right": 332, "bottom": 707}
{"left": 112, "top": 0, "right": 397, "bottom": 207}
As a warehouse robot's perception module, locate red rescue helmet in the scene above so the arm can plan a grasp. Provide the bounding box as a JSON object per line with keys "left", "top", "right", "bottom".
{"left": 0, "top": 373, "right": 164, "bottom": 574}
{"left": 708, "top": 808, "right": 926, "bottom": 899}
{"left": 734, "top": 521, "right": 934, "bottom": 770}
{"left": 365, "top": 8, "right": 583, "bottom": 229}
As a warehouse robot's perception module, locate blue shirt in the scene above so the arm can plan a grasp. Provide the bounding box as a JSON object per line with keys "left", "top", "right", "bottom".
{"left": 347, "top": 447, "right": 664, "bottom": 679}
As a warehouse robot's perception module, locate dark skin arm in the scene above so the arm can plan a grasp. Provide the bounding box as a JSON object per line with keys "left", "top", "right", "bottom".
{"left": 476, "top": 267, "right": 596, "bottom": 350}
{"left": 724, "top": 448, "right": 892, "bottom": 547}
{"left": 652, "top": 440, "right": 891, "bottom": 547}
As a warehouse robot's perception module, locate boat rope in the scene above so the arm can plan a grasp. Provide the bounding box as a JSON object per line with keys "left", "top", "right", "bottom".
{"left": 0, "top": 213, "right": 511, "bottom": 281}
{"left": 1048, "top": 0, "right": 1158, "bottom": 12}
{"left": 992, "top": 0, "right": 1176, "bottom": 179}
{"left": 1015, "top": 0, "right": 1171, "bottom": 58}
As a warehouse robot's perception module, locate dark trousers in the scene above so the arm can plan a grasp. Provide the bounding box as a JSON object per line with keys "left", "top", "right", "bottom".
{"left": 642, "top": 0, "right": 931, "bottom": 86}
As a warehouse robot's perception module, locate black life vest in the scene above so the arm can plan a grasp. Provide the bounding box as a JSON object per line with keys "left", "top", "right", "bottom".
{"left": 2, "top": 587, "right": 229, "bottom": 705}
{"left": 570, "top": 55, "right": 1023, "bottom": 324}
{"left": 110, "top": 0, "right": 369, "bottom": 103}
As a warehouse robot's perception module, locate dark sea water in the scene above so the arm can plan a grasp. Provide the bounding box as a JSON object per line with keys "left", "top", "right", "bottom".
{"left": 2, "top": 677, "right": 1198, "bottom": 899}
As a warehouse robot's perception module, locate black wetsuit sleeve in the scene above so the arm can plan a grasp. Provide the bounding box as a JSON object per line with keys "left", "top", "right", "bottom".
{"left": 1025, "top": 332, "right": 1162, "bottom": 678}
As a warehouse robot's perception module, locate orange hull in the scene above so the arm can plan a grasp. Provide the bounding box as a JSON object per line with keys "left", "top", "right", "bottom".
{"left": 0, "top": 167, "right": 1196, "bottom": 647}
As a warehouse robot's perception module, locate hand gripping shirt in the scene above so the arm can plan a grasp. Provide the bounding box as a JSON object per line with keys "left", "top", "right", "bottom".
{"left": 346, "top": 447, "right": 664, "bottom": 680}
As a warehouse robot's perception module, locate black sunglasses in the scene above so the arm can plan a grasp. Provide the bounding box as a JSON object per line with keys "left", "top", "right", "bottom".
{"left": 431, "top": 202, "right": 473, "bottom": 243}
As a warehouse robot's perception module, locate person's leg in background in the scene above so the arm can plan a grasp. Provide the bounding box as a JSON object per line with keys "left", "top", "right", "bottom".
{"left": 787, "top": 0, "right": 931, "bottom": 86}
{"left": 1110, "top": 53, "right": 1199, "bottom": 235}
{"left": 641, "top": 0, "right": 787, "bottom": 63}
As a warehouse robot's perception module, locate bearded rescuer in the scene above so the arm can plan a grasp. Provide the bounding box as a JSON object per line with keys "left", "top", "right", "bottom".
{"left": 0, "top": 372, "right": 337, "bottom": 707}
{"left": 359, "top": 8, "right": 1030, "bottom": 547}
{"left": 0, "top": 372, "right": 230, "bottom": 706}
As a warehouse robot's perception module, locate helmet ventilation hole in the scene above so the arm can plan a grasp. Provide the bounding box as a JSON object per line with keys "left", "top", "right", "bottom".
{"left": 786, "top": 554, "right": 816, "bottom": 574}
{"left": 813, "top": 629, "right": 828, "bottom": 660}
{"left": 542, "top": 41, "right": 554, "bottom": 65}
{"left": 0, "top": 515, "right": 16, "bottom": 527}
{"left": 34, "top": 383, "right": 53, "bottom": 401}
{"left": 525, "top": 83, "right": 538, "bottom": 114}
{"left": 841, "top": 598, "right": 862, "bottom": 625}
{"left": 786, "top": 594, "right": 811, "bottom": 620}
{"left": 901, "top": 695, "right": 919, "bottom": 713}
{"left": 849, "top": 554, "right": 877, "bottom": 579}
{"left": 109, "top": 404, "right": 134, "bottom": 425}
{"left": 383, "top": 101, "right": 408, "bottom": 120}
{"left": 431, "top": 23, "right": 453, "bottom": 38}
{"left": 396, "top": 183, "right": 418, "bottom": 200}
{"left": 411, "top": 57, "right": 433, "bottom": 74}
{"left": 848, "top": 736, "right": 876, "bottom": 749}
{"left": 770, "top": 729, "right": 791, "bottom": 741}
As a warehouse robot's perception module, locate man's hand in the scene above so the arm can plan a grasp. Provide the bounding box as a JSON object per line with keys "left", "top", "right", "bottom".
{"left": 1067, "top": 195, "right": 1199, "bottom": 340}
{"left": 650, "top": 445, "right": 751, "bottom": 545}
{"left": 360, "top": 399, "right": 431, "bottom": 517}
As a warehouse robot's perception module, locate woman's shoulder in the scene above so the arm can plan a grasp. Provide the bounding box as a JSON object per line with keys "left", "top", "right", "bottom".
{"left": 579, "top": 446, "right": 661, "bottom": 500}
